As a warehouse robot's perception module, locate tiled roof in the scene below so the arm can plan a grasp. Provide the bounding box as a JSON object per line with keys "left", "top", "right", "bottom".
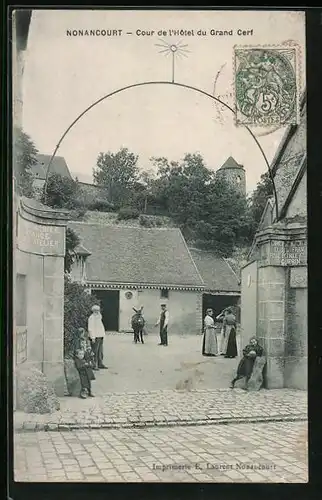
{"left": 189, "top": 248, "right": 240, "bottom": 293}
{"left": 218, "top": 156, "right": 244, "bottom": 171}
{"left": 31, "top": 154, "right": 72, "bottom": 180}
{"left": 75, "top": 244, "right": 92, "bottom": 256}
{"left": 68, "top": 222, "right": 204, "bottom": 289}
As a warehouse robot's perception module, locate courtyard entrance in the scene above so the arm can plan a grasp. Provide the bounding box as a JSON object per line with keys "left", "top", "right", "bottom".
{"left": 202, "top": 294, "right": 240, "bottom": 320}
{"left": 93, "top": 290, "right": 119, "bottom": 332}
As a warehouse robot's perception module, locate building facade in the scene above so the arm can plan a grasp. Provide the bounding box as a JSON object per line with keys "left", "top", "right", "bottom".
{"left": 70, "top": 223, "right": 205, "bottom": 335}
{"left": 70, "top": 222, "right": 242, "bottom": 336}
{"left": 241, "top": 94, "right": 307, "bottom": 390}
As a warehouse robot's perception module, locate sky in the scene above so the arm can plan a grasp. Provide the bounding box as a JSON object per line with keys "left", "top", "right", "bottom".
{"left": 22, "top": 10, "right": 306, "bottom": 193}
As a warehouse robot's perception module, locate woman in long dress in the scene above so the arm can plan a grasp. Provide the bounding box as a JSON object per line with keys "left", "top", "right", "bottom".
{"left": 216, "top": 310, "right": 226, "bottom": 355}
{"left": 202, "top": 309, "right": 218, "bottom": 356}
{"left": 223, "top": 307, "right": 238, "bottom": 358}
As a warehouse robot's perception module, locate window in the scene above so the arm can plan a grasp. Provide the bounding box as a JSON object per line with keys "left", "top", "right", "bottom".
{"left": 160, "top": 288, "right": 169, "bottom": 299}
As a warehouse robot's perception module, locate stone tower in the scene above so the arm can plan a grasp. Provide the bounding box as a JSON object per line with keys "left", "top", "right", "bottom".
{"left": 216, "top": 156, "right": 246, "bottom": 197}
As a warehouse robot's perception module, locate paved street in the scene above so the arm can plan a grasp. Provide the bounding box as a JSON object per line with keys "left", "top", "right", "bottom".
{"left": 14, "top": 388, "right": 307, "bottom": 431}
{"left": 14, "top": 333, "right": 308, "bottom": 484}
{"left": 14, "top": 421, "right": 308, "bottom": 483}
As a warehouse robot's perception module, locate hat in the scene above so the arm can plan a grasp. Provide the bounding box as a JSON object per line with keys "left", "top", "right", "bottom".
{"left": 92, "top": 305, "right": 100, "bottom": 311}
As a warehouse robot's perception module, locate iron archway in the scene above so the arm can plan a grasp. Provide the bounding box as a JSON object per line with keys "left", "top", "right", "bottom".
{"left": 44, "top": 80, "right": 279, "bottom": 219}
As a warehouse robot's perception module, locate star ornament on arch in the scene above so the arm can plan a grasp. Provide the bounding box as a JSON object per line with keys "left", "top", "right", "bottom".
{"left": 155, "top": 39, "right": 190, "bottom": 83}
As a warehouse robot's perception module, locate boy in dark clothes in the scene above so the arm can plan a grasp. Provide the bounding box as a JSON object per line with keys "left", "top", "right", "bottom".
{"left": 74, "top": 349, "right": 95, "bottom": 399}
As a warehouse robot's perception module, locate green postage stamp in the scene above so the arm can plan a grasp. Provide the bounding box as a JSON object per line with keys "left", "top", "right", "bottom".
{"left": 234, "top": 46, "right": 299, "bottom": 127}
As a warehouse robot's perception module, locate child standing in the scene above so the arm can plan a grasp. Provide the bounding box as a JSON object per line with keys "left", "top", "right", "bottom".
{"left": 74, "top": 349, "right": 95, "bottom": 399}
{"left": 76, "top": 328, "right": 95, "bottom": 367}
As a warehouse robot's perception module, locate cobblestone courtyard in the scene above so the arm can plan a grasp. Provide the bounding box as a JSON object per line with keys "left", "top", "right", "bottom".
{"left": 14, "top": 333, "right": 308, "bottom": 483}
{"left": 14, "top": 421, "right": 308, "bottom": 483}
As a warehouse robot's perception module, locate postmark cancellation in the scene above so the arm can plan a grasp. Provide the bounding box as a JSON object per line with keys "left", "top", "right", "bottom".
{"left": 234, "top": 46, "right": 299, "bottom": 127}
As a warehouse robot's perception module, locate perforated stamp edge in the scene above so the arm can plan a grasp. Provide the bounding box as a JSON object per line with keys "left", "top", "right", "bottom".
{"left": 232, "top": 44, "right": 302, "bottom": 129}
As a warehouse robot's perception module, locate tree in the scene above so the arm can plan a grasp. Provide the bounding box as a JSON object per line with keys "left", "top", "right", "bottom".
{"left": 249, "top": 172, "right": 274, "bottom": 226}
{"left": 64, "top": 274, "right": 98, "bottom": 357}
{"left": 149, "top": 153, "right": 253, "bottom": 256}
{"left": 65, "top": 227, "right": 80, "bottom": 273}
{"left": 41, "top": 173, "right": 81, "bottom": 209}
{"left": 93, "top": 148, "right": 139, "bottom": 207}
{"left": 151, "top": 153, "right": 211, "bottom": 224}
{"left": 13, "top": 127, "right": 38, "bottom": 196}
{"left": 194, "top": 177, "right": 254, "bottom": 255}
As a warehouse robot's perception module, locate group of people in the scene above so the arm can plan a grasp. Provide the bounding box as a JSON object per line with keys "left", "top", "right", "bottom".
{"left": 202, "top": 307, "right": 238, "bottom": 358}
{"left": 73, "top": 303, "right": 264, "bottom": 398}
{"left": 73, "top": 303, "right": 170, "bottom": 398}
{"left": 202, "top": 306, "right": 264, "bottom": 389}
{"left": 73, "top": 304, "right": 107, "bottom": 399}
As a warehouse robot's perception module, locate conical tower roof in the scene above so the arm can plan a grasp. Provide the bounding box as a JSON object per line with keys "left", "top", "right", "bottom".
{"left": 218, "top": 156, "right": 244, "bottom": 170}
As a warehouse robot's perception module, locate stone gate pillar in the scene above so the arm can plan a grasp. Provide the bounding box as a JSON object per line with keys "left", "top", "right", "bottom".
{"left": 15, "top": 198, "right": 69, "bottom": 398}
{"left": 256, "top": 222, "right": 307, "bottom": 389}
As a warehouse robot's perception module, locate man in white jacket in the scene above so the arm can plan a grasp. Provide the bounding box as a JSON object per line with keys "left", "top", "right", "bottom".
{"left": 88, "top": 305, "right": 107, "bottom": 370}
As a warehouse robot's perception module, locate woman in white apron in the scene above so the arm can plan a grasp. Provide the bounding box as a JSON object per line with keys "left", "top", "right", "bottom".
{"left": 202, "top": 309, "right": 218, "bottom": 356}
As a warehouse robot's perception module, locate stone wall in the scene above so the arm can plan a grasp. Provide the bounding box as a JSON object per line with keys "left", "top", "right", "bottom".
{"left": 274, "top": 108, "right": 306, "bottom": 213}
{"left": 286, "top": 172, "right": 307, "bottom": 219}
{"left": 78, "top": 183, "right": 109, "bottom": 205}
{"left": 257, "top": 265, "right": 286, "bottom": 388}
{"left": 240, "top": 260, "right": 258, "bottom": 349}
{"left": 284, "top": 267, "right": 307, "bottom": 389}
{"left": 252, "top": 223, "right": 307, "bottom": 389}
{"left": 15, "top": 198, "right": 68, "bottom": 402}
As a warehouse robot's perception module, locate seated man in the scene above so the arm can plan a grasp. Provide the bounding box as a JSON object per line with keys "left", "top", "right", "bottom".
{"left": 230, "top": 336, "right": 264, "bottom": 390}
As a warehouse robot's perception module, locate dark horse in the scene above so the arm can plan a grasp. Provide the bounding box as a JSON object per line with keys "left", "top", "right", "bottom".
{"left": 131, "top": 308, "right": 145, "bottom": 344}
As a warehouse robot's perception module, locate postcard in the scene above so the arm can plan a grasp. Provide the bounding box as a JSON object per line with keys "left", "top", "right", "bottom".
{"left": 12, "top": 8, "right": 307, "bottom": 484}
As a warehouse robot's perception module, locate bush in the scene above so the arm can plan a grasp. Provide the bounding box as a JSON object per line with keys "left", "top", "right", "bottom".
{"left": 139, "top": 215, "right": 154, "bottom": 227}
{"left": 16, "top": 366, "right": 60, "bottom": 414}
{"left": 139, "top": 215, "right": 164, "bottom": 227}
{"left": 117, "top": 207, "right": 140, "bottom": 220}
{"left": 72, "top": 207, "right": 87, "bottom": 220}
{"left": 42, "top": 173, "right": 80, "bottom": 209}
{"left": 155, "top": 218, "right": 163, "bottom": 227}
{"left": 88, "top": 199, "right": 115, "bottom": 212}
{"left": 64, "top": 275, "right": 98, "bottom": 357}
